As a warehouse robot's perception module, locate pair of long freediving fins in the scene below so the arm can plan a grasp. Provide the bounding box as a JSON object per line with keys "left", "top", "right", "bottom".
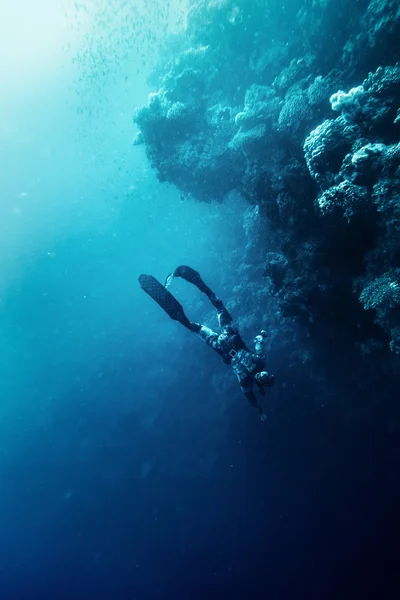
{"left": 138, "top": 266, "right": 213, "bottom": 329}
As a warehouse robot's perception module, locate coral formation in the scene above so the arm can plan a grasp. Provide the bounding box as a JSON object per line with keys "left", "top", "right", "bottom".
{"left": 133, "top": 0, "right": 400, "bottom": 356}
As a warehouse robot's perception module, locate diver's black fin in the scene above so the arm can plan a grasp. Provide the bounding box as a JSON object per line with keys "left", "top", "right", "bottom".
{"left": 139, "top": 274, "right": 192, "bottom": 329}
{"left": 173, "top": 265, "right": 214, "bottom": 297}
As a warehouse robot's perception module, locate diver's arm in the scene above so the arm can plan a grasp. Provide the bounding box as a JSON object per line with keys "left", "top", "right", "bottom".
{"left": 254, "top": 330, "right": 268, "bottom": 356}
{"left": 241, "top": 386, "right": 266, "bottom": 420}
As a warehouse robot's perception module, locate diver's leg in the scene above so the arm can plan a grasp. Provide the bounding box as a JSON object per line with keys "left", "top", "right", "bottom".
{"left": 241, "top": 384, "right": 258, "bottom": 408}
{"left": 214, "top": 301, "right": 234, "bottom": 329}
{"left": 236, "top": 370, "right": 266, "bottom": 420}
{"left": 193, "top": 324, "right": 221, "bottom": 354}
{"left": 241, "top": 384, "right": 266, "bottom": 420}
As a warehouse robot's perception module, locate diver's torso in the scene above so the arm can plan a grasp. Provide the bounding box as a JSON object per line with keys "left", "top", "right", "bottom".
{"left": 230, "top": 348, "right": 265, "bottom": 382}
{"left": 215, "top": 331, "right": 245, "bottom": 362}
{"left": 214, "top": 330, "right": 265, "bottom": 383}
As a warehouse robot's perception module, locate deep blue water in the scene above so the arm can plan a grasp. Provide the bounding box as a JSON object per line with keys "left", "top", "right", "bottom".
{"left": 1, "top": 1, "right": 399, "bottom": 599}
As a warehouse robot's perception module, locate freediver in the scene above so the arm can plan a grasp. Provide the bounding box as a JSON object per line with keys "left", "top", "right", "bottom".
{"left": 139, "top": 266, "right": 275, "bottom": 421}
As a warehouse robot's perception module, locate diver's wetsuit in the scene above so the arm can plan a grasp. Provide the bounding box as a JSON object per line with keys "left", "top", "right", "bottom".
{"left": 139, "top": 265, "right": 274, "bottom": 419}
{"left": 190, "top": 296, "right": 274, "bottom": 413}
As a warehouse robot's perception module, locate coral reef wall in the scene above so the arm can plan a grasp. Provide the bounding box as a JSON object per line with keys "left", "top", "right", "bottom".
{"left": 133, "top": 0, "right": 400, "bottom": 361}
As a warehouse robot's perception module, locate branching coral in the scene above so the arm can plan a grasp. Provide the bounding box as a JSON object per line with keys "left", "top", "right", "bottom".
{"left": 317, "top": 181, "right": 369, "bottom": 220}
{"left": 359, "top": 271, "right": 400, "bottom": 352}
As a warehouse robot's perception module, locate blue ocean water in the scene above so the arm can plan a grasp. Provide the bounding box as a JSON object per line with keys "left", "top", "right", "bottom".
{"left": 1, "top": 1, "right": 399, "bottom": 599}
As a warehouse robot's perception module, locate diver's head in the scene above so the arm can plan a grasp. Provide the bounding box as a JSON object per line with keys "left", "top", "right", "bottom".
{"left": 255, "top": 371, "right": 275, "bottom": 388}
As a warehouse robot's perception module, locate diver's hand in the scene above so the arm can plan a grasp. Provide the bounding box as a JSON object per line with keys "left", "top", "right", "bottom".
{"left": 258, "top": 406, "right": 267, "bottom": 422}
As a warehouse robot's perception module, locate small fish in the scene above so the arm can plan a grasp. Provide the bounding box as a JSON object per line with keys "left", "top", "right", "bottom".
{"left": 17, "top": 192, "right": 28, "bottom": 198}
